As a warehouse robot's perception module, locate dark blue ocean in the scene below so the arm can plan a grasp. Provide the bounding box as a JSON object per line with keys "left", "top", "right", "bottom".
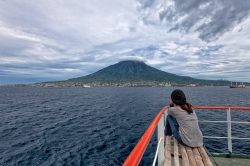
{"left": 0, "top": 86, "right": 250, "bottom": 166}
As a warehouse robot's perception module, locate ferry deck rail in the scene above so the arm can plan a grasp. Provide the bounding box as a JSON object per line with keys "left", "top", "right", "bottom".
{"left": 123, "top": 105, "right": 250, "bottom": 166}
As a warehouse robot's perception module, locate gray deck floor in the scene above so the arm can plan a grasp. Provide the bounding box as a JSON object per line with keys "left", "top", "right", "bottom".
{"left": 212, "top": 157, "right": 250, "bottom": 166}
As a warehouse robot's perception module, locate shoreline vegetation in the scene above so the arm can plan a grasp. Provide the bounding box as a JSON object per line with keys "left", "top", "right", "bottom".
{"left": 32, "top": 82, "right": 227, "bottom": 88}
{"left": 2, "top": 61, "right": 249, "bottom": 88}
{"left": 1, "top": 83, "right": 248, "bottom": 88}
{"left": 1, "top": 81, "right": 249, "bottom": 88}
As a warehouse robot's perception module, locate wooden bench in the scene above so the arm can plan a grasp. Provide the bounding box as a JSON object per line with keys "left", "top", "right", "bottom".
{"left": 164, "top": 136, "right": 213, "bottom": 166}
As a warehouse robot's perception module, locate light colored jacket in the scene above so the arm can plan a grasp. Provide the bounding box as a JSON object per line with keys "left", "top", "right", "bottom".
{"left": 168, "top": 106, "right": 203, "bottom": 147}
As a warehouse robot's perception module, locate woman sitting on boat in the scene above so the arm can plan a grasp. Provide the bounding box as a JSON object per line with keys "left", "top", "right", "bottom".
{"left": 165, "top": 89, "right": 203, "bottom": 147}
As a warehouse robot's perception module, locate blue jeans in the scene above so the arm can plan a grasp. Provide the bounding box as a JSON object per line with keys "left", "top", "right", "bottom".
{"left": 165, "top": 115, "right": 184, "bottom": 145}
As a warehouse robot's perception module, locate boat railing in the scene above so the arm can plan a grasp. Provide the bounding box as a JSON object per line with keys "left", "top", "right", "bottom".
{"left": 123, "top": 105, "right": 250, "bottom": 166}
{"left": 194, "top": 106, "right": 250, "bottom": 156}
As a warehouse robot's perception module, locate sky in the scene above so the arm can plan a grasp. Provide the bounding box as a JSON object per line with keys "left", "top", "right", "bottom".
{"left": 1, "top": 0, "right": 250, "bottom": 84}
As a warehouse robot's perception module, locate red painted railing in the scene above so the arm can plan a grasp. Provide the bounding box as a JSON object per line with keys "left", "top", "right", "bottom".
{"left": 123, "top": 105, "right": 169, "bottom": 166}
{"left": 123, "top": 105, "right": 250, "bottom": 166}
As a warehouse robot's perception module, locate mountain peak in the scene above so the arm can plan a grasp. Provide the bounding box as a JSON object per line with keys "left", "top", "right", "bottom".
{"left": 65, "top": 61, "right": 230, "bottom": 86}
{"left": 118, "top": 60, "right": 146, "bottom": 64}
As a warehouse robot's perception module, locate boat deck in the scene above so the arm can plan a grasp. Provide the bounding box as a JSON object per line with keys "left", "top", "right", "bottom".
{"left": 212, "top": 157, "right": 250, "bottom": 166}
{"left": 123, "top": 105, "right": 250, "bottom": 166}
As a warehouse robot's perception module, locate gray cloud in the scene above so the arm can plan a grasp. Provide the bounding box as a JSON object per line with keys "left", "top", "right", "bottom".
{"left": 139, "top": 0, "right": 250, "bottom": 41}
{"left": 138, "top": 0, "right": 155, "bottom": 8}
{"left": 0, "top": 0, "right": 250, "bottom": 83}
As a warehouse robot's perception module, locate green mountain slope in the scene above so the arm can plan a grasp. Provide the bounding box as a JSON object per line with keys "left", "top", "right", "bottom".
{"left": 66, "top": 60, "right": 229, "bottom": 86}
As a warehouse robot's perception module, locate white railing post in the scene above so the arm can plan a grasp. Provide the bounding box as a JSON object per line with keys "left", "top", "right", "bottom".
{"left": 157, "top": 114, "right": 165, "bottom": 166}
{"left": 227, "top": 107, "right": 232, "bottom": 155}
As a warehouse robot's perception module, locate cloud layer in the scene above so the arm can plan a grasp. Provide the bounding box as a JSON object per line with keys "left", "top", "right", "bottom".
{"left": 139, "top": 0, "right": 250, "bottom": 41}
{"left": 0, "top": 0, "right": 250, "bottom": 84}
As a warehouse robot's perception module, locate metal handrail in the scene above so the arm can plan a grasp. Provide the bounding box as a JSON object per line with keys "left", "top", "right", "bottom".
{"left": 193, "top": 106, "right": 250, "bottom": 110}
{"left": 194, "top": 106, "right": 250, "bottom": 154}
{"left": 198, "top": 117, "right": 250, "bottom": 154}
{"left": 152, "top": 137, "right": 164, "bottom": 166}
{"left": 199, "top": 120, "right": 250, "bottom": 124}
{"left": 123, "top": 105, "right": 169, "bottom": 166}
{"left": 123, "top": 105, "right": 250, "bottom": 166}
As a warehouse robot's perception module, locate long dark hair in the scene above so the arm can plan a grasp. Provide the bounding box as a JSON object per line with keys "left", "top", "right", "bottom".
{"left": 171, "top": 89, "right": 193, "bottom": 114}
{"left": 180, "top": 103, "right": 193, "bottom": 114}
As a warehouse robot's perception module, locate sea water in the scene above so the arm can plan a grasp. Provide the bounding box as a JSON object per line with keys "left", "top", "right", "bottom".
{"left": 0, "top": 86, "right": 250, "bottom": 165}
